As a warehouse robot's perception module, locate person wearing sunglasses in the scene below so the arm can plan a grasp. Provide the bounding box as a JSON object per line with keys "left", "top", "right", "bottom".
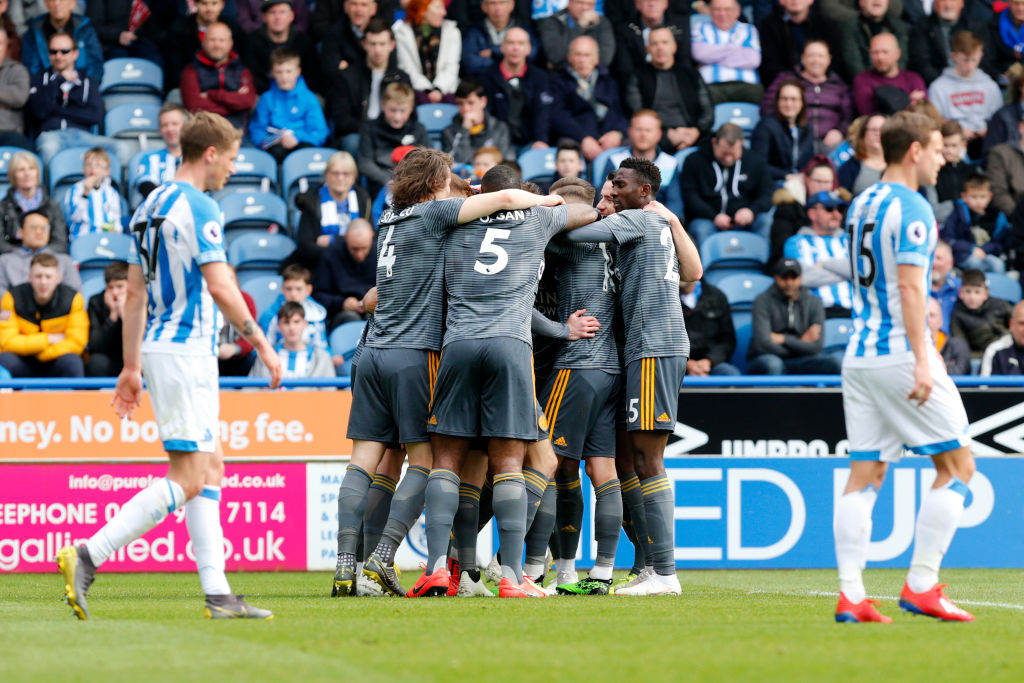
{"left": 20, "top": 0, "right": 104, "bottom": 82}
{"left": 28, "top": 30, "right": 131, "bottom": 166}
{"left": 782, "top": 190, "right": 854, "bottom": 320}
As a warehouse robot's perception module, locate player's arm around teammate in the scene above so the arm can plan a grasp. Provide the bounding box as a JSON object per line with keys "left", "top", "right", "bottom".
{"left": 643, "top": 200, "right": 703, "bottom": 282}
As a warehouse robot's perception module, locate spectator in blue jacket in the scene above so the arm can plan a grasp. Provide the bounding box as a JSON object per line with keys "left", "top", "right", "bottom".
{"left": 248, "top": 48, "right": 328, "bottom": 163}
{"left": 940, "top": 174, "right": 1010, "bottom": 273}
{"left": 21, "top": 0, "right": 103, "bottom": 81}
{"left": 931, "top": 239, "right": 960, "bottom": 335}
{"left": 461, "top": 0, "right": 538, "bottom": 77}
{"left": 548, "top": 36, "right": 626, "bottom": 162}
{"left": 29, "top": 31, "right": 130, "bottom": 165}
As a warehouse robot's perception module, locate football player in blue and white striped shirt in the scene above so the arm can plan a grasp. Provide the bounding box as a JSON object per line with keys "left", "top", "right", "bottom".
{"left": 57, "top": 112, "right": 282, "bottom": 622}
{"left": 836, "top": 111, "right": 976, "bottom": 624}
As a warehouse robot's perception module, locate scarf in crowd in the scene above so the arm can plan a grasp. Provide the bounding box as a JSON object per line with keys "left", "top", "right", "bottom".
{"left": 15, "top": 188, "right": 42, "bottom": 214}
{"left": 571, "top": 68, "right": 607, "bottom": 121}
{"left": 319, "top": 185, "right": 361, "bottom": 237}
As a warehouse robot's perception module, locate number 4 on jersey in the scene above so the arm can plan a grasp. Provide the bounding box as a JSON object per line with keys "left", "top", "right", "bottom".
{"left": 378, "top": 226, "right": 396, "bottom": 277}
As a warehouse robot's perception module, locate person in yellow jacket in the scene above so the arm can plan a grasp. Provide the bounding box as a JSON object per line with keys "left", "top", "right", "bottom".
{"left": 0, "top": 251, "right": 88, "bottom": 377}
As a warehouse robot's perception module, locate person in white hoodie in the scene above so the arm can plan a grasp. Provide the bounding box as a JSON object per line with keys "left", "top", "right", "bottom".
{"left": 927, "top": 30, "right": 1002, "bottom": 152}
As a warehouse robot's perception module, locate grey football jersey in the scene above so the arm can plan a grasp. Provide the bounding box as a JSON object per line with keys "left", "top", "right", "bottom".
{"left": 605, "top": 209, "right": 689, "bottom": 363}
{"left": 442, "top": 205, "right": 569, "bottom": 347}
{"left": 551, "top": 241, "right": 621, "bottom": 373}
{"left": 365, "top": 198, "right": 465, "bottom": 351}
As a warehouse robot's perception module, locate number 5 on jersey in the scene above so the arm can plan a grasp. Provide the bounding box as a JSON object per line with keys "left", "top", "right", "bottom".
{"left": 475, "top": 228, "right": 511, "bottom": 275}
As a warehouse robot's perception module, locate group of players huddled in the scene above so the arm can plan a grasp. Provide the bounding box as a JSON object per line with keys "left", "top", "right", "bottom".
{"left": 334, "top": 147, "right": 702, "bottom": 598}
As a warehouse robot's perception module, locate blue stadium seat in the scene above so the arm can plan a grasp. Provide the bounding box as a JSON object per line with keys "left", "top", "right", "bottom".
{"left": 518, "top": 148, "right": 556, "bottom": 182}
{"left": 417, "top": 103, "right": 458, "bottom": 147}
{"left": 228, "top": 147, "right": 278, "bottom": 193}
{"left": 99, "top": 58, "right": 163, "bottom": 109}
{"left": 590, "top": 145, "right": 627, "bottom": 185}
{"left": 329, "top": 321, "right": 367, "bottom": 376}
{"left": 48, "top": 147, "right": 123, "bottom": 203}
{"left": 70, "top": 232, "right": 134, "bottom": 270}
{"left": 221, "top": 191, "right": 289, "bottom": 245}
{"left": 824, "top": 318, "right": 854, "bottom": 355}
{"left": 281, "top": 147, "right": 336, "bottom": 213}
{"left": 731, "top": 311, "right": 752, "bottom": 373}
{"left": 713, "top": 102, "right": 760, "bottom": 138}
{"left": 104, "top": 103, "right": 160, "bottom": 140}
{"left": 79, "top": 271, "right": 106, "bottom": 303}
{"left": 715, "top": 272, "right": 773, "bottom": 312}
{"left": 228, "top": 232, "right": 296, "bottom": 272}
{"left": 986, "top": 273, "right": 1022, "bottom": 303}
{"left": 700, "top": 231, "right": 769, "bottom": 275}
{"left": 244, "top": 275, "right": 284, "bottom": 317}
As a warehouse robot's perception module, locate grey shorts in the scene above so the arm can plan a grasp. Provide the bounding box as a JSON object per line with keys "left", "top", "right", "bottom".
{"left": 621, "top": 356, "right": 686, "bottom": 432}
{"left": 346, "top": 347, "right": 440, "bottom": 445}
{"left": 429, "top": 337, "right": 540, "bottom": 441}
{"left": 540, "top": 368, "right": 620, "bottom": 460}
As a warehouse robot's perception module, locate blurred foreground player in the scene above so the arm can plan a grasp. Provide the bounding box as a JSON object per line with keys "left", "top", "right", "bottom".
{"left": 837, "top": 111, "right": 975, "bottom": 623}
{"left": 57, "top": 112, "right": 282, "bottom": 620}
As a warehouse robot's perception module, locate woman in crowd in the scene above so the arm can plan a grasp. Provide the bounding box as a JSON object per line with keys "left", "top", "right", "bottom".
{"left": 288, "top": 151, "right": 372, "bottom": 271}
{"left": 751, "top": 79, "right": 814, "bottom": 186}
{"left": 0, "top": 151, "right": 67, "bottom": 254}
{"left": 761, "top": 40, "right": 852, "bottom": 152}
{"left": 838, "top": 114, "right": 887, "bottom": 196}
{"left": 393, "top": 0, "right": 462, "bottom": 104}
{"left": 769, "top": 155, "right": 848, "bottom": 264}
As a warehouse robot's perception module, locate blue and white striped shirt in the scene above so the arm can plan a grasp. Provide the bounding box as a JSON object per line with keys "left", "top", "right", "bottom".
{"left": 63, "top": 177, "right": 124, "bottom": 241}
{"left": 784, "top": 230, "right": 854, "bottom": 310}
{"left": 845, "top": 182, "right": 937, "bottom": 364}
{"left": 135, "top": 149, "right": 180, "bottom": 190}
{"left": 691, "top": 20, "right": 761, "bottom": 85}
{"left": 128, "top": 181, "right": 227, "bottom": 356}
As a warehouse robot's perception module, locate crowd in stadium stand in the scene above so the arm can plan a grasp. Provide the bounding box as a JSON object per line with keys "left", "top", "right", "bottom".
{"left": 4, "top": 0, "right": 1024, "bottom": 380}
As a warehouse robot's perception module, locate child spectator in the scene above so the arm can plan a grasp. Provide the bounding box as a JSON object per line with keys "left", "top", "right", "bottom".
{"left": 951, "top": 269, "right": 1012, "bottom": 356}
{"left": 441, "top": 78, "right": 514, "bottom": 165}
{"left": 258, "top": 263, "right": 329, "bottom": 352}
{"left": 62, "top": 147, "right": 124, "bottom": 241}
{"left": 926, "top": 31, "right": 1001, "bottom": 159}
{"left": 84, "top": 260, "right": 126, "bottom": 377}
{"left": 248, "top": 48, "right": 328, "bottom": 163}
{"left": 933, "top": 121, "right": 974, "bottom": 224}
{"left": 554, "top": 142, "right": 585, "bottom": 181}
{"left": 135, "top": 102, "right": 188, "bottom": 200}
{"left": 0, "top": 252, "right": 87, "bottom": 377}
{"left": 357, "top": 82, "right": 431, "bottom": 196}
{"left": 472, "top": 145, "right": 503, "bottom": 180}
{"left": 941, "top": 175, "right": 1010, "bottom": 274}
{"left": 250, "top": 300, "right": 334, "bottom": 383}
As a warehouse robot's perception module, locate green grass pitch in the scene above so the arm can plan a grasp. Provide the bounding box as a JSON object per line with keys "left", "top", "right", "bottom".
{"left": 3, "top": 569, "right": 1024, "bottom": 681}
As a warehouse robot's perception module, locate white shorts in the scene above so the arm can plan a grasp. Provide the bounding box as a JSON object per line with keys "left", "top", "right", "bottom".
{"left": 842, "top": 351, "right": 969, "bottom": 463}
{"left": 142, "top": 352, "right": 219, "bottom": 453}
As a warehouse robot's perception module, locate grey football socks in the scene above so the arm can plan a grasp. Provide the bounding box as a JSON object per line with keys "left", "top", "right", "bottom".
{"left": 379, "top": 465, "right": 429, "bottom": 552}
{"left": 454, "top": 483, "right": 482, "bottom": 573}
{"left": 593, "top": 478, "right": 623, "bottom": 575}
{"left": 620, "top": 473, "right": 648, "bottom": 571}
{"left": 522, "top": 466, "right": 548, "bottom": 532}
{"left": 492, "top": 473, "right": 527, "bottom": 583}
{"left": 641, "top": 474, "right": 675, "bottom": 576}
{"left": 477, "top": 480, "right": 494, "bottom": 532}
{"left": 336, "top": 464, "right": 372, "bottom": 557}
{"left": 524, "top": 481, "right": 557, "bottom": 569}
{"left": 424, "top": 468, "right": 460, "bottom": 573}
{"left": 555, "top": 472, "right": 584, "bottom": 562}
{"left": 361, "top": 473, "right": 396, "bottom": 562}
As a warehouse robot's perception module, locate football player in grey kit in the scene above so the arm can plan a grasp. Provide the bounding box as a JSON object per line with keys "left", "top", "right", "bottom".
{"left": 413, "top": 165, "right": 601, "bottom": 599}
{"left": 335, "top": 148, "right": 565, "bottom": 597}
{"left": 567, "top": 158, "right": 702, "bottom": 595}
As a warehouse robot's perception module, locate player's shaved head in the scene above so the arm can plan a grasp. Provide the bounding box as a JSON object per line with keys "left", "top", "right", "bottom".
{"left": 480, "top": 165, "right": 521, "bottom": 193}
{"left": 550, "top": 176, "right": 596, "bottom": 204}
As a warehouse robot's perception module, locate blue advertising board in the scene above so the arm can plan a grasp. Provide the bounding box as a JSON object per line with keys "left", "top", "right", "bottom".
{"left": 560, "top": 457, "right": 1023, "bottom": 570}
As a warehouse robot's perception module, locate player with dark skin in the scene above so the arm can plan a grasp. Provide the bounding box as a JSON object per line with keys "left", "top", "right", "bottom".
{"left": 608, "top": 167, "right": 701, "bottom": 481}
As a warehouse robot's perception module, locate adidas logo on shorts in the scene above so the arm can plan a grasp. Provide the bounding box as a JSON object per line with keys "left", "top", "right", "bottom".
{"left": 656, "top": 413, "right": 671, "bottom": 422}
{"left": 553, "top": 436, "right": 567, "bottom": 447}
{"left": 428, "top": 415, "right": 437, "bottom": 425}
